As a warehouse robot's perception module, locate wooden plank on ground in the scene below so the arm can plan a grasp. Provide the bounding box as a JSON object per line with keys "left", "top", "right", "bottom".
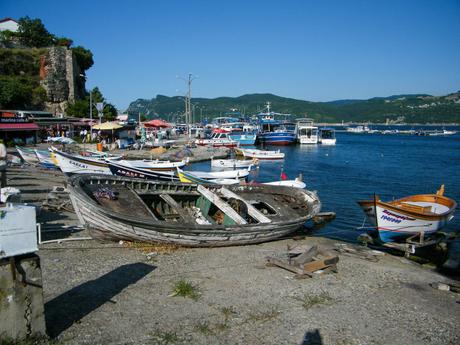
{"left": 159, "top": 193, "right": 197, "bottom": 223}
{"left": 197, "top": 185, "right": 247, "bottom": 225}
{"left": 265, "top": 257, "right": 313, "bottom": 278}
{"left": 220, "top": 187, "right": 271, "bottom": 223}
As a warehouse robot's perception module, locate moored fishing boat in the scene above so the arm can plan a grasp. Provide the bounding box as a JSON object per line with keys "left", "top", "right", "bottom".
{"left": 211, "top": 157, "right": 257, "bottom": 169}
{"left": 68, "top": 174, "right": 321, "bottom": 246}
{"left": 240, "top": 148, "right": 285, "bottom": 160}
{"left": 256, "top": 102, "right": 296, "bottom": 145}
{"left": 195, "top": 131, "right": 237, "bottom": 147}
{"left": 263, "top": 175, "right": 306, "bottom": 189}
{"left": 296, "top": 118, "right": 319, "bottom": 144}
{"left": 177, "top": 169, "right": 240, "bottom": 185}
{"left": 16, "top": 146, "right": 39, "bottom": 164}
{"left": 115, "top": 158, "right": 188, "bottom": 171}
{"left": 357, "top": 185, "right": 456, "bottom": 243}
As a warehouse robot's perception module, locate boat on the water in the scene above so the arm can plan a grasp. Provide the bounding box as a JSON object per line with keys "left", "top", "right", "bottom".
{"left": 68, "top": 174, "right": 321, "bottom": 246}
{"left": 256, "top": 102, "right": 297, "bottom": 145}
{"left": 319, "top": 128, "right": 337, "bottom": 145}
{"left": 211, "top": 157, "right": 257, "bottom": 169}
{"left": 178, "top": 169, "right": 240, "bottom": 185}
{"left": 263, "top": 176, "right": 306, "bottom": 189}
{"left": 296, "top": 119, "right": 319, "bottom": 144}
{"left": 177, "top": 167, "right": 250, "bottom": 184}
{"left": 357, "top": 185, "right": 456, "bottom": 243}
{"left": 16, "top": 146, "right": 39, "bottom": 164}
{"left": 238, "top": 148, "right": 285, "bottom": 160}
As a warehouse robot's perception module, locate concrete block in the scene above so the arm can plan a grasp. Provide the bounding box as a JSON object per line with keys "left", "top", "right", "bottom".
{"left": 0, "top": 254, "right": 46, "bottom": 341}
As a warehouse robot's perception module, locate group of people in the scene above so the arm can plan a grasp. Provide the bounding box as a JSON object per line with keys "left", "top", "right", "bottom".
{"left": 79, "top": 128, "right": 99, "bottom": 143}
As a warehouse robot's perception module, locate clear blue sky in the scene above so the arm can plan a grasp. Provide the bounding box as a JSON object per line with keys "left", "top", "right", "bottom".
{"left": 2, "top": 0, "right": 460, "bottom": 110}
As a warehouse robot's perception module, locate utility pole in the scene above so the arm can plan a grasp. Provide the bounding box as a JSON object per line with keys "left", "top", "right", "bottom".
{"left": 177, "top": 73, "right": 197, "bottom": 136}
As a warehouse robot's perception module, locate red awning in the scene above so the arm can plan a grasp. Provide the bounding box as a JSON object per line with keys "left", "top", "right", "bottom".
{"left": 0, "top": 123, "right": 40, "bottom": 131}
{"left": 143, "top": 119, "right": 171, "bottom": 128}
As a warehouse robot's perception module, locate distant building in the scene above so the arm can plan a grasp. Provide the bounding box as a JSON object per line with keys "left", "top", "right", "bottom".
{"left": 0, "top": 18, "right": 19, "bottom": 32}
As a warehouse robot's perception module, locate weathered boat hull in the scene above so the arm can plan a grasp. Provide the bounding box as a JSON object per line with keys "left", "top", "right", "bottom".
{"left": 34, "top": 149, "right": 56, "bottom": 169}
{"left": 68, "top": 175, "right": 321, "bottom": 247}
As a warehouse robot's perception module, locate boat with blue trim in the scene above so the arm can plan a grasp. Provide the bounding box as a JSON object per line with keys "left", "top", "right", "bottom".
{"left": 357, "top": 185, "right": 456, "bottom": 243}
{"left": 256, "top": 102, "right": 296, "bottom": 145}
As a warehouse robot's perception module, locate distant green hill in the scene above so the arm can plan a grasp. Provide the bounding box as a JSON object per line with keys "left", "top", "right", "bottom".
{"left": 126, "top": 91, "right": 460, "bottom": 123}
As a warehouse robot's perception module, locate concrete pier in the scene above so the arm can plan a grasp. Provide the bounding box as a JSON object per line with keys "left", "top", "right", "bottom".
{"left": 0, "top": 254, "right": 46, "bottom": 341}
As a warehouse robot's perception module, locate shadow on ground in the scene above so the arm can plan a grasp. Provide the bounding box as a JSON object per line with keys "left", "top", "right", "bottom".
{"left": 301, "top": 329, "right": 323, "bottom": 345}
{"left": 45, "top": 262, "right": 156, "bottom": 338}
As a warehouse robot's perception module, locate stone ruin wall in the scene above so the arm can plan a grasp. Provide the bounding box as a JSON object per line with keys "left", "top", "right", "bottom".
{"left": 39, "top": 46, "right": 84, "bottom": 116}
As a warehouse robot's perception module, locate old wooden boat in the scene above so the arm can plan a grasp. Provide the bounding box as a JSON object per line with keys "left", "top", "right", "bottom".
{"left": 239, "top": 148, "right": 285, "bottom": 160}
{"left": 211, "top": 157, "right": 257, "bottom": 169}
{"left": 108, "top": 160, "right": 178, "bottom": 181}
{"left": 177, "top": 169, "right": 240, "bottom": 185}
{"left": 357, "top": 185, "right": 456, "bottom": 243}
{"left": 52, "top": 148, "right": 112, "bottom": 174}
{"left": 68, "top": 175, "right": 321, "bottom": 246}
{"left": 34, "top": 149, "right": 57, "bottom": 169}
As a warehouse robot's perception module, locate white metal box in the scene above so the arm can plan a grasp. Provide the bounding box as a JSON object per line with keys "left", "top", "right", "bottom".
{"left": 0, "top": 204, "right": 37, "bottom": 259}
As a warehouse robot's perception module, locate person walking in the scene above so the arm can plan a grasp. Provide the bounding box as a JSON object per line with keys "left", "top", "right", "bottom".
{"left": 0, "top": 139, "right": 7, "bottom": 188}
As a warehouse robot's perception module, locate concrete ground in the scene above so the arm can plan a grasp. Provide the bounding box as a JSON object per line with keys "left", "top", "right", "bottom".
{"left": 4, "top": 163, "right": 460, "bottom": 345}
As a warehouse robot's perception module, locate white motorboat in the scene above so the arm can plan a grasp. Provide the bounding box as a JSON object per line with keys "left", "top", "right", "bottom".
{"left": 263, "top": 178, "right": 306, "bottom": 189}
{"left": 296, "top": 118, "right": 319, "bottom": 144}
{"left": 319, "top": 128, "right": 337, "bottom": 145}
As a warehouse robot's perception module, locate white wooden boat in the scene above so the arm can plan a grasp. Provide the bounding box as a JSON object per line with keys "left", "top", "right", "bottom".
{"left": 68, "top": 175, "right": 322, "bottom": 246}
{"left": 16, "top": 146, "right": 39, "bottom": 164}
{"left": 240, "top": 148, "right": 285, "bottom": 160}
{"left": 178, "top": 169, "right": 240, "bottom": 185}
{"left": 115, "top": 158, "right": 187, "bottom": 171}
{"left": 357, "top": 185, "right": 456, "bottom": 243}
{"left": 52, "top": 149, "right": 112, "bottom": 175}
{"left": 211, "top": 157, "right": 257, "bottom": 169}
{"left": 178, "top": 167, "right": 249, "bottom": 180}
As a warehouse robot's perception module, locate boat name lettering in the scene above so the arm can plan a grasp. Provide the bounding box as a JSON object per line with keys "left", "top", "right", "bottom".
{"left": 70, "top": 160, "right": 88, "bottom": 168}
{"left": 382, "top": 210, "right": 414, "bottom": 221}
{"left": 380, "top": 214, "right": 401, "bottom": 224}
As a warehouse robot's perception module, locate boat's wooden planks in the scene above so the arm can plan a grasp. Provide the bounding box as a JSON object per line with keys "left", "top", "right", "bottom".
{"left": 159, "top": 193, "right": 197, "bottom": 224}
{"left": 197, "top": 185, "right": 248, "bottom": 225}
{"left": 220, "top": 187, "right": 272, "bottom": 223}
{"left": 90, "top": 184, "right": 156, "bottom": 220}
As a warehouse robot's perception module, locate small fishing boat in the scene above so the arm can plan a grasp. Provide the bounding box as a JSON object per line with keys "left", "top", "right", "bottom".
{"left": 319, "top": 128, "right": 337, "bottom": 145}
{"left": 52, "top": 149, "right": 112, "bottom": 175}
{"left": 107, "top": 160, "right": 178, "bottom": 181}
{"left": 34, "top": 149, "right": 57, "bottom": 169}
{"left": 240, "top": 148, "right": 285, "bottom": 160}
{"left": 228, "top": 132, "right": 257, "bottom": 146}
{"left": 68, "top": 174, "right": 321, "bottom": 246}
{"left": 357, "top": 185, "right": 456, "bottom": 243}
{"left": 211, "top": 157, "right": 257, "bottom": 169}
{"left": 115, "top": 158, "right": 188, "bottom": 171}
{"left": 16, "top": 146, "right": 39, "bottom": 164}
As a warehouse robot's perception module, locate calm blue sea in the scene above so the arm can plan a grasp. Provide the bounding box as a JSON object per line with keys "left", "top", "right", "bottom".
{"left": 191, "top": 126, "right": 460, "bottom": 242}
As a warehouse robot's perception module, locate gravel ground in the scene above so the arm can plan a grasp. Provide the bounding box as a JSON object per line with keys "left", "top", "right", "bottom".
{"left": 4, "top": 163, "right": 460, "bottom": 345}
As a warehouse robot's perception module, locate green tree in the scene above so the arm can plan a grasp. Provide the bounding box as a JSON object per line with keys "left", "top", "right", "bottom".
{"left": 72, "top": 46, "right": 94, "bottom": 71}
{"left": 17, "top": 16, "right": 55, "bottom": 47}
{"left": 66, "top": 87, "right": 117, "bottom": 120}
{"left": 0, "top": 76, "right": 33, "bottom": 108}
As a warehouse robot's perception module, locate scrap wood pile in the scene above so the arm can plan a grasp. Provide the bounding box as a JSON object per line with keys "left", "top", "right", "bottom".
{"left": 42, "top": 186, "right": 74, "bottom": 212}
{"left": 333, "top": 243, "right": 385, "bottom": 262}
{"left": 265, "top": 244, "right": 339, "bottom": 279}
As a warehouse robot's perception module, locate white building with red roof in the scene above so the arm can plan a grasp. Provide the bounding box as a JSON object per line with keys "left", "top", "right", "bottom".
{"left": 0, "top": 18, "right": 19, "bottom": 32}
